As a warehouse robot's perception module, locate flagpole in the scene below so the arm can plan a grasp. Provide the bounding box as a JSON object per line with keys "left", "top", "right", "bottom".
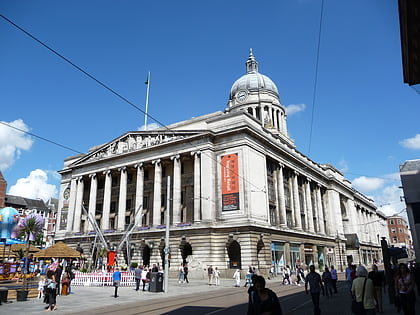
{"left": 144, "top": 71, "right": 150, "bottom": 130}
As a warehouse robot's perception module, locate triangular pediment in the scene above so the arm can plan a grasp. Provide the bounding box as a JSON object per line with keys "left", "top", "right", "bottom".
{"left": 72, "top": 130, "right": 204, "bottom": 166}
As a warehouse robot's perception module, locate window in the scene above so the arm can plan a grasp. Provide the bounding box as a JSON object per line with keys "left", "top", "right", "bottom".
{"left": 391, "top": 228, "right": 396, "bottom": 233}
{"left": 390, "top": 220, "right": 395, "bottom": 225}
{"left": 398, "top": 219, "right": 401, "bottom": 224}
{"left": 392, "top": 236, "right": 397, "bottom": 243}
{"left": 399, "top": 228, "right": 403, "bottom": 233}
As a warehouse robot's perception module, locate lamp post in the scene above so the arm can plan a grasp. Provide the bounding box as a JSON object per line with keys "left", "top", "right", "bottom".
{"left": 336, "top": 235, "right": 343, "bottom": 272}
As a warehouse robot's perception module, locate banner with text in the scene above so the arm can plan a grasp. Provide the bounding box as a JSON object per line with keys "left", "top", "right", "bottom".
{"left": 221, "top": 153, "right": 240, "bottom": 211}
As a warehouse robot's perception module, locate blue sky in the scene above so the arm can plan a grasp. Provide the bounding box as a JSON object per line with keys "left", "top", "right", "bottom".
{"left": 1, "top": 1, "right": 419, "bottom": 219}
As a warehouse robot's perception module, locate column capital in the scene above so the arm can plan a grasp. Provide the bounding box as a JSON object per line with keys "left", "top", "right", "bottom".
{"left": 103, "top": 169, "right": 112, "bottom": 176}
{"left": 89, "top": 173, "right": 97, "bottom": 179}
{"left": 77, "top": 176, "right": 84, "bottom": 182}
{"left": 293, "top": 170, "right": 299, "bottom": 176}
{"left": 152, "top": 159, "right": 161, "bottom": 165}
{"left": 118, "top": 166, "right": 127, "bottom": 172}
{"left": 191, "top": 151, "right": 201, "bottom": 157}
{"left": 170, "top": 154, "right": 181, "bottom": 161}
{"left": 278, "top": 162, "right": 285, "bottom": 169}
{"left": 134, "top": 162, "right": 143, "bottom": 169}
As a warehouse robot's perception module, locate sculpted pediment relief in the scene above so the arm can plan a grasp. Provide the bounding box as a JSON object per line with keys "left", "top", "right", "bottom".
{"left": 74, "top": 131, "right": 199, "bottom": 165}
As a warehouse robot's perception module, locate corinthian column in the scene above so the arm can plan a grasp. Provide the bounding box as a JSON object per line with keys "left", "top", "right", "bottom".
{"left": 117, "top": 166, "right": 127, "bottom": 231}
{"left": 152, "top": 159, "right": 162, "bottom": 226}
{"left": 316, "top": 185, "right": 325, "bottom": 234}
{"left": 66, "top": 177, "right": 77, "bottom": 232}
{"left": 192, "top": 151, "right": 201, "bottom": 223}
{"left": 102, "top": 170, "right": 112, "bottom": 230}
{"left": 305, "top": 179, "right": 315, "bottom": 233}
{"left": 171, "top": 155, "right": 181, "bottom": 224}
{"left": 74, "top": 176, "right": 84, "bottom": 232}
{"left": 87, "top": 173, "right": 97, "bottom": 232}
{"left": 292, "top": 171, "right": 302, "bottom": 230}
{"left": 277, "top": 164, "right": 287, "bottom": 227}
{"left": 134, "top": 163, "right": 144, "bottom": 225}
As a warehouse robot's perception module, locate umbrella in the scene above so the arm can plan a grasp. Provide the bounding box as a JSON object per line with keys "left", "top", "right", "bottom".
{"left": 34, "top": 241, "right": 81, "bottom": 258}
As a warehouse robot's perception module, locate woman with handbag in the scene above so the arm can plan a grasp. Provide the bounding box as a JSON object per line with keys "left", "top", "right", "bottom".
{"left": 61, "top": 270, "right": 70, "bottom": 296}
{"left": 351, "top": 266, "right": 375, "bottom": 315}
{"left": 395, "top": 263, "right": 416, "bottom": 315}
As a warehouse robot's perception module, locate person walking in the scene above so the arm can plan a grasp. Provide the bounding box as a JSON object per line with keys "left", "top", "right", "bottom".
{"left": 183, "top": 263, "right": 189, "bottom": 284}
{"left": 112, "top": 267, "right": 121, "bottom": 298}
{"left": 141, "top": 267, "right": 148, "bottom": 291}
{"left": 233, "top": 269, "right": 241, "bottom": 287}
{"left": 368, "top": 264, "right": 385, "bottom": 313}
{"left": 44, "top": 269, "right": 58, "bottom": 311}
{"left": 330, "top": 265, "right": 338, "bottom": 293}
{"left": 208, "top": 265, "right": 214, "bottom": 285}
{"left": 351, "top": 265, "right": 376, "bottom": 315}
{"left": 54, "top": 264, "right": 62, "bottom": 297}
{"left": 178, "top": 263, "right": 185, "bottom": 283}
{"left": 305, "top": 265, "right": 324, "bottom": 315}
{"left": 134, "top": 265, "right": 142, "bottom": 291}
{"left": 394, "top": 263, "right": 416, "bottom": 315}
{"left": 214, "top": 267, "right": 220, "bottom": 286}
{"left": 282, "top": 265, "right": 291, "bottom": 285}
{"left": 345, "top": 262, "right": 353, "bottom": 292}
{"left": 322, "top": 266, "right": 333, "bottom": 297}
{"left": 247, "top": 275, "right": 283, "bottom": 315}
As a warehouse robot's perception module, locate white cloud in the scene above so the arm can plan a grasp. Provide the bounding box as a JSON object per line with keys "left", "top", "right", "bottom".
{"left": 285, "top": 103, "right": 306, "bottom": 116}
{"left": 338, "top": 159, "right": 349, "bottom": 173}
{"left": 373, "top": 185, "right": 405, "bottom": 217}
{"left": 400, "top": 134, "right": 420, "bottom": 149}
{"left": 137, "top": 123, "right": 160, "bottom": 131}
{"left": 8, "top": 169, "right": 58, "bottom": 202}
{"left": 0, "top": 119, "right": 33, "bottom": 171}
{"left": 352, "top": 176, "right": 386, "bottom": 193}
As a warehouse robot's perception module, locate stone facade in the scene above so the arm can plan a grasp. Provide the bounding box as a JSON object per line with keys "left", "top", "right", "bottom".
{"left": 55, "top": 52, "right": 388, "bottom": 277}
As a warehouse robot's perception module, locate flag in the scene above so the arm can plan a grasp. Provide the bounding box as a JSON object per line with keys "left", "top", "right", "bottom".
{"left": 144, "top": 73, "right": 149, "bottom": 85}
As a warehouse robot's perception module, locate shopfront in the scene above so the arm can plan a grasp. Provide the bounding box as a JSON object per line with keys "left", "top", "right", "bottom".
{"left": 290, "top": 243, "right": 300, "bottom": 271}
{"left": 271, "top": 241, "right": 284, "bottom": 275}
{"left": 317, "top": 246, "right": 325, "bottom": 271}
{"left": 304, "top": 244, "right": 314, "bottom": 266}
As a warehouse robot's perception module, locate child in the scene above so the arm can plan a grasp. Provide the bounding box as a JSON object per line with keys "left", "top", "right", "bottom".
{"left": 37, "top": 276, "right": 45, "bottom": 299}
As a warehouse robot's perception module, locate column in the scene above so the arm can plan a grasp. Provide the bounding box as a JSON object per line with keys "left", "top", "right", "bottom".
{"left": 73, "top": 176, "right": 84, "bottom": 232}
{"left": 201, "top": 150, "right": 216, "bottom": 222}
{"left": 292, "top": 171, "right": 302, "bottom": 230}
{"left": 102, "top": 170, "right": 112, "bottom": 230}
{"left": 316, "top": 185, "right": 325, "bottom": 234}
{"left": 192, "top": 152, "right": 201, "bottom": 222}
{"left": 117, "top": 166, "right": 127, "bottom": 231}
{"left": 305, "top": 179, "right": 315, "bottom": 233}
{"left": 134, "top": 163, "right": 144, "bottom": 225}
{"left": 66, "top": 178, "right": 77, "bottom": 232}
{"left": 87, "top": 173, "right": 97, "bottom": 232}
{"left": 152, "top": 159, "right": 162, "bottom": 226}
{"left": 277, "top": 164, "right": 287, "bottom": 227}
{"left": 171, "top": 155, "right": 181, "bottom": 224}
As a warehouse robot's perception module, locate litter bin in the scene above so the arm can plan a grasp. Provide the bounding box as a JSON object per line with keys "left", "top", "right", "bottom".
{"left": 149, "top": 272, "right": 163, "bottom": 292}
{"left": 0, "top": 287, "right": 8, "bottom": 304}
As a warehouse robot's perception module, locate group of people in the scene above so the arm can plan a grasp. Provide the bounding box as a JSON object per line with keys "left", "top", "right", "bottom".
{"left": 207, "top": 265, "right": 221, "bottom": 286}
{"left": 281, "top": 265, "right": 307, "bottom": 286}
{"left": 178, "top": 263, "right": 189, "bottom": 283}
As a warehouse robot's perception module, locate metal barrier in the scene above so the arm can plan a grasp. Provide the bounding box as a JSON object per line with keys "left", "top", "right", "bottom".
{"left": 71, "top": 271, "right": 135, "bottom": 287}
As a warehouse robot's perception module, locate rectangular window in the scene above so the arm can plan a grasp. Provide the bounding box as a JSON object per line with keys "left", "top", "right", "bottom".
{"left": 143, "top": 196, "right": 149, "bottom": 210}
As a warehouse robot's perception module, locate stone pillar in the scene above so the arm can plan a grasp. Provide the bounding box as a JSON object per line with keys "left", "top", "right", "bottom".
{"left": 134, "top": 163, "right": 144, "bottom": 225}
{"left": 87, "top": 173, "right": 97, "bottom": 232}
{"left": 73, "top": 176, "right": 84, "bottom": 232}
{"left": 117, "top": 166, "right": 127, "bottom": 231}
{"left": 292, "top": 171, "right": 302, "bottom": 230}
{"left": 152, "top": 159, "right": 162, "bottom": 226}
{"left": 201, "top": 150, "right": 216, "bottom": 222}
{"left": 277, "top": 164, "right": 287, "bottom": 227}
{"left": 171, "top": 155, "right": 182, "bottom": 224}
{"left": 102, "top": 170, "right": 112, "bottom": 230}
{"left": 66, "top": 177, "right": 77, "bottom": 232}
{"left": 192, "top": 151, "right": 201, "bottom": 223}
{"left": 316, "top": 185, "right": 325, "bottom": 234}
{"left": 305, "top": 179, "right": 315, "bottom": 233}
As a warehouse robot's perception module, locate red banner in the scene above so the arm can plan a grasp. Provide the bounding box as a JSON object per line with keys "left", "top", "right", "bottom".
{"left": 221, "top": 153, "right": 240, "bottom": 211}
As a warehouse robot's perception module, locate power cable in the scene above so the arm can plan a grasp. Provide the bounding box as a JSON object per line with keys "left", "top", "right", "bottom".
{"left": 307, "top": 0, "right": 324, "bottom": 155}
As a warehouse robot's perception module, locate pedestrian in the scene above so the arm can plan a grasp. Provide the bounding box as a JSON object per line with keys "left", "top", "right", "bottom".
{"left": 179, "top": 263, "right": 185, "bottom": 283}
{"left": 368, "top": 264, "right": 385, "bottom": 313}
{"left": 394, "top": 263, "right": 416, "bottom": 315}
{"left": 245, "top": 266, "right": 253, "bottom": 287}
{"left": 151, "top": 263, "right": 158, "bottom": 272}
{"left": 214, "top": 267, "right": 220, "bottom": 286}
{"left": 112, "top": 267, "right": 121, "bottom": 298}
{"left": 233, "top": 269, "right": 241, "bottom": 287}
{"left": 54, "top": 264, "right": 62, "bottom": 296}
{"left": 282, "top": 265, "right": 291, "bottom": 285}
{"left": 37, "top": 275, "right": 45, "bottom": 299}
{"left": 247, "top": 275, "right": 283, "bottom": 315}
{"left": 134, "top": 264, "right": 142, "bottom": 291}
{"left": 61, "top": 269, "right": 70, "bottom": 296}
{"left": 351, "top": 265, "right": 376, "bottom": 315}
{"left": 183, "top": 263, "right": 189, "bottom": 284}
{"left": 44, "top": 269, "right": 58, "bottom": 311}
{"left": 322, "top": 266, "right": 333, "bottom": 297}
{"left": 345, "top": 262, "right": 353, "bottom": 292}
{"left": 330, "top": 265, "right": 338, "bottom": 293}
{"left": 305, "top": 265, "right": 324, "bottom": 315}
{"left": 208, "top": 265, "right": 214, "bottom": 285}
{"left": 269, "top": 265, "right": 275, "bottom": 280}
{"left": 141, "top": 267, "right": 148, "bottom": 291}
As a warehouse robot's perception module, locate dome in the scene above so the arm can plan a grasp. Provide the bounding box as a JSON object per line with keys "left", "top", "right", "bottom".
{"left": 229, "top": 50, "right": 279, "bottom": 100}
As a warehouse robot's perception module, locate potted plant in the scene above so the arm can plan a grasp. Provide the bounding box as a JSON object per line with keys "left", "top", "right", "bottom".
{"left": 12, "top": 213, "right": 44, "bottom": 301}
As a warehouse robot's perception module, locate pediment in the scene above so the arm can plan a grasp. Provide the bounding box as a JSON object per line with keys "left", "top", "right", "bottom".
{"left": 72, "top": 130, "right": 202, "bottom": 166}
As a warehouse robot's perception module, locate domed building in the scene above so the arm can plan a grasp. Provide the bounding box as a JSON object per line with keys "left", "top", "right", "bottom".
{"left": 55, "top": 51, "right": 388, "bottom": 277}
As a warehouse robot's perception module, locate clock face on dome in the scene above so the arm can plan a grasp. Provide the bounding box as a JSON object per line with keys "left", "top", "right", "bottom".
{"left": 235, "top": 90, "right": 248, "bottom": 102}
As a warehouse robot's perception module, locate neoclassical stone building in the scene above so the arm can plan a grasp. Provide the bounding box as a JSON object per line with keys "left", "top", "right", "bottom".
{"left": 55, "top": 51, "right": 388, "bottom": 277}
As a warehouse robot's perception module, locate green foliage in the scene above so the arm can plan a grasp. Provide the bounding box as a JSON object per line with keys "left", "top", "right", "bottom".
{"left": 130, "top": 262, "right": 138, "bottom": 269}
